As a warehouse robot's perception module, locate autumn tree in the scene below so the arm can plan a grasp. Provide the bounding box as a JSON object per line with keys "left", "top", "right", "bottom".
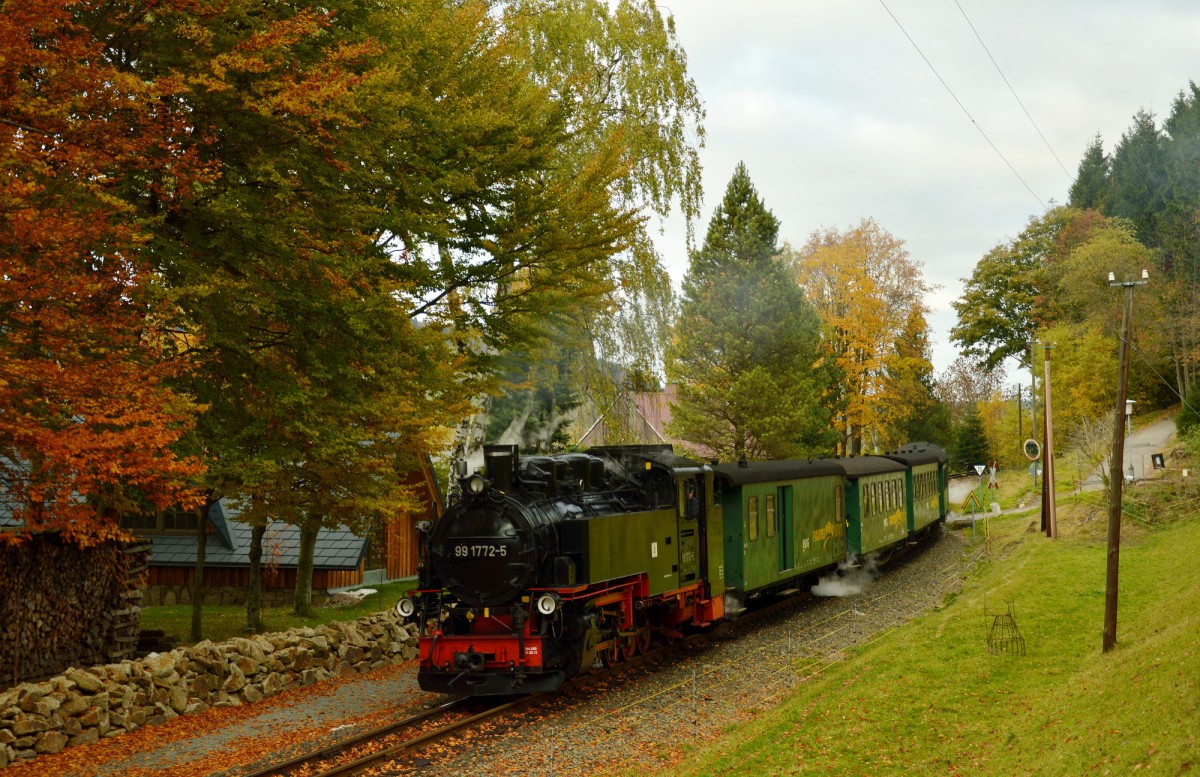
{"left": 666, "top": 163, "right": 831, "bottom": 460}
{"left": 97, "top": 0, "right": 652, "bottom": 620}
{"left": 1057, "top": 88, "right": 1200, "bottom": 398}
{"left": 951, "top": 206, "right": 1120, "bottom": 370}
{"left": 878, "top": 309, "right": 950, "bottom": 449}
{"left": 935, "top": 356, "right": 1005, "bottom": 427}
{"left": 482, "top": 0, "right": 706, "bottom": 446}
{"left": 0, "top": 0, "right": 204, "bottom": 544}
{"left": 794, "top": 218, "right": 935, "bottom": 455}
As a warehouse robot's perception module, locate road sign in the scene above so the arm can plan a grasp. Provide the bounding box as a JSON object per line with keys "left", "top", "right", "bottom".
{"left": 973, "top": 464, "right": 986, "bottom": 476}
{"left": 1023, "top": 439, "right": 1041, "bottom": 460}
{"left": 961, "top": 491, "right": 983, "bottom": 512}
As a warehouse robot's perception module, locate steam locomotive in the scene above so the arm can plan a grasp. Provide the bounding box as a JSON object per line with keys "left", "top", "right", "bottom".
{"left": 395, "top": 442, "right": 948, "bottom": 696}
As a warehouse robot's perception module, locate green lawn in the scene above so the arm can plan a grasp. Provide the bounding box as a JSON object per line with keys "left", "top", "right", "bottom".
{"left": 140, "top": 579, "right": 415, "bottom": 645}
{"left": 664, "top": 483, "right": 1200, "bottom": 776}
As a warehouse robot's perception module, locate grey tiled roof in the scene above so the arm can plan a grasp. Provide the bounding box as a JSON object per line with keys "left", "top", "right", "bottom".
{"left": 1, "top": 464, "right": 365, "bottom": 571}
{"left": 146, "top": 499, "right": 366, "bottom": 570}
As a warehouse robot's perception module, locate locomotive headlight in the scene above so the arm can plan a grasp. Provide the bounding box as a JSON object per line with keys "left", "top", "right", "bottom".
{"left": 536, "top": 593, "right": 561, "bottom": 616}
{"left": 395, "top": 596, "right": 416, "bottom": 618}
{"left": 463, "top": 473, "right": 488, "bottom": 495}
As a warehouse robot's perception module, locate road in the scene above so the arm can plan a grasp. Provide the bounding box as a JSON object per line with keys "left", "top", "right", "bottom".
{"left": 946, "top": 413, "right": 1178, "bottom": 514}
{"left": 1080, "top": 413, "right": 1178, "bottom": 489}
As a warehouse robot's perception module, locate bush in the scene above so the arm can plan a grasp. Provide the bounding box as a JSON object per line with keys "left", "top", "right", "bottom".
{"left": 1177, "top": 383, "right": 1200, "bottom": 437}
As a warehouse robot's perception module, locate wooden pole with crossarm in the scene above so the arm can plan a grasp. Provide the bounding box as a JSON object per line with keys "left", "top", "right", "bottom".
{"left": 1103, "top": 269, "right": 1148, "bottom": 652}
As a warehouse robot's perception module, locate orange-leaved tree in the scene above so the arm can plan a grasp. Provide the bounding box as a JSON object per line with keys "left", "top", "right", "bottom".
{"left": 0, "top": 0, "right": 206, "bottom": 545}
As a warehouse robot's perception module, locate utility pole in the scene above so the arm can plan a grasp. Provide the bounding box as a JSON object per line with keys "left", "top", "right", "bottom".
{"left": 1041, "top": 343, "right": 1057, "bottom": 539}
{"left": 1017, "top": 383, "right": 1023, "bottom": 440}
{"left": 1103, "top": 269, "right": 1149, "bottom": 653}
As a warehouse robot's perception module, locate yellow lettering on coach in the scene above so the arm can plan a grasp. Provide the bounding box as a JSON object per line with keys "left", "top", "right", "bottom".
{"left": 812, "top": 522, "right": 838, "bottom": 542}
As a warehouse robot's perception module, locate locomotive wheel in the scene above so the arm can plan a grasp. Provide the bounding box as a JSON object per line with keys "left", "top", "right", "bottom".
{"left": 620, "top": 635, "right": 637, "bottom": 661}
{"left": 602, "top": 641, "right": 621, "bottom": 667}
{"left": 636, "top": 628, "right": 652, "bottom": 655}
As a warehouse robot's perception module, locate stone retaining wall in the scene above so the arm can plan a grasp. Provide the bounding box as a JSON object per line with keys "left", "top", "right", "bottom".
{"left": 0, "top": 610, "right": 419, "bottom": 768}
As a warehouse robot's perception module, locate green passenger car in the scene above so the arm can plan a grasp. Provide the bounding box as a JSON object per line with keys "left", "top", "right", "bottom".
{"left": 836, "top": 456, "right": 909, "bottom": 556}
{"left": 713, "top": 460, "right": 846, "bottom": 605}
{"left": 885, "top": 442, "right": 950, "bottom": 534}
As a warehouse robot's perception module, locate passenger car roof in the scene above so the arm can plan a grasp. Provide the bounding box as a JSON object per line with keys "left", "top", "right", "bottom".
{"left": 832, "top": 456, "right": 908, "bottom": 477}
{"left": 712, "top": 459, "right": 844, "bottom": 486}
{"left": 884, "top": 441, "right": 949, "bottom": 466}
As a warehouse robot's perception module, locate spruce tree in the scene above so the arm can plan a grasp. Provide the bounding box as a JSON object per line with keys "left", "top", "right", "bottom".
{"left": 950, "top": 404, "right": 991, "bottom": 473}
{"left": 666, "top": 163, "right": 832, "bottom": 460}
{"left": 1068, "top": 134, "right": 1110, "bottom": 210}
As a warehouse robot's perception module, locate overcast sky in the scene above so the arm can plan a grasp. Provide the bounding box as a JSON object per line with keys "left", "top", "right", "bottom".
{"left": 652, "top": 0, "right": 1199, "bottom": 378}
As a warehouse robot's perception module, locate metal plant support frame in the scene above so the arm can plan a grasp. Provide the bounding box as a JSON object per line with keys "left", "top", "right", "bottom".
{"left": 986, "top": 601, "right": 1026, "bottom": 657}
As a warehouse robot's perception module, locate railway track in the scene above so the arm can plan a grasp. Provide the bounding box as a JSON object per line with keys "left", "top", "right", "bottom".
{"left": 239, "top": 641, "right": 684, "bottom": 776}
{"left": 237, "top": 695, "right": 482, "bottom": 777}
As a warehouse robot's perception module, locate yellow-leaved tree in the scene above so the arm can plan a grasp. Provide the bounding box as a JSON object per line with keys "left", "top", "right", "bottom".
{"left": 793, "top": 218, "right": 938, "bottom": 454}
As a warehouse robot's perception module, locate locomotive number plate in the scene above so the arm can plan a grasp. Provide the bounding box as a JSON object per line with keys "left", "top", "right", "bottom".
{"left": 453, "top": 544, "right": 508, "bottom": 558}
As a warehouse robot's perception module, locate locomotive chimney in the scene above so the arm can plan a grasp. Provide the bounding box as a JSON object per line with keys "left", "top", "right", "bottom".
{"left": 483, "top": 444, "right": 519, "bottom": 491}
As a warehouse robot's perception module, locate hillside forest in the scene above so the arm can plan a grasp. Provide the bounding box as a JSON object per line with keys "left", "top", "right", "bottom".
{"left": 2, "top": 1, "right": 1197, "bottom": 622}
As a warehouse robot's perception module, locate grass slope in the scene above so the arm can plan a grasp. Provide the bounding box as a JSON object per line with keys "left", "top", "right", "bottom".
{"left": 140, "top": 581, "right": 412, "bottom": 645}
{"left": 666, "top": 504, "right": 1200, "bottom": 776}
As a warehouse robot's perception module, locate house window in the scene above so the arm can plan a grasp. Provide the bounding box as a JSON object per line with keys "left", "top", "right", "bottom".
{"left": 119, "top": 507, "right": 200, "bottom": 534}
{"left": 748, "top": 496, "right": 759, "bottom": 541}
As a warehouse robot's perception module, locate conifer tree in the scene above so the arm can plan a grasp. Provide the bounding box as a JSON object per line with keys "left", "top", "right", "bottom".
{"left": 950, "top": 405, "right": 991, "bottom": 473}
{"left": 1068, "top": 134, "right": 1110, "bottom": 210}
{"left": 666, "top": 163, "right": 832, "bottom": 461}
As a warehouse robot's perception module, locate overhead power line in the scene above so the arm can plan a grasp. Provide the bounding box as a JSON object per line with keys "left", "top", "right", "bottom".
{"left": 953, "top": 0, "right": 1073, "bottom": 180}
{"left": 876, "top": 0, "right": 1047, "bottom": 211}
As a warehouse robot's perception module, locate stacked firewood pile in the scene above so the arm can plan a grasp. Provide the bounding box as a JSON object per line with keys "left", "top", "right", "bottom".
{"left": 0, "top": 536, "right": 149, "bottom": 688}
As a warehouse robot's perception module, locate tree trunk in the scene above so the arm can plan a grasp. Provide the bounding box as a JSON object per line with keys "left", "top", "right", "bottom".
{"left": 190, "top": 497, "right": 212, "bottom": 642}
{"left": 293, "top": 518, "right": 320, "bottom": 617}
{"left": 246, "top": 523, "right": 266, "bottom": 633}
